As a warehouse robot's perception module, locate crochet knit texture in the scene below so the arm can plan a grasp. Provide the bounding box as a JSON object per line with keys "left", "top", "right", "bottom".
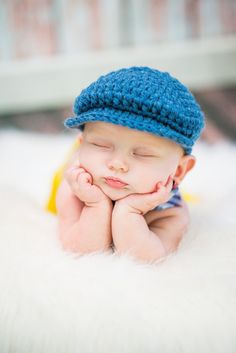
{"left": 65, "top": 67, "right": 204, "bottom": 154}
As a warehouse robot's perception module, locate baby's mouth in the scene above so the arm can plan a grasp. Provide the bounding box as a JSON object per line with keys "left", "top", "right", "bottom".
{"left": 104, "top": 177, "right": 128, "bottom": 189}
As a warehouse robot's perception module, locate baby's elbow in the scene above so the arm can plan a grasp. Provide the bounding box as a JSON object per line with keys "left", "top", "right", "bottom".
{"left": 173, "top": 214, "right": 190, "bottom": 249}
{"left": 59, "top": 230, "right": 111, "bottom": 254}
{"left": 167, "top": 213, "right": 190, "bottom": 253}
{"left": 58, "top": 230, "right": 75, "bottom": 252}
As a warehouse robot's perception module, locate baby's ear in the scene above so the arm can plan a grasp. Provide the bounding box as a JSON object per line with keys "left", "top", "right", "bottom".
{"left": 174, "top": 155, "right": 196, "bottom": 185}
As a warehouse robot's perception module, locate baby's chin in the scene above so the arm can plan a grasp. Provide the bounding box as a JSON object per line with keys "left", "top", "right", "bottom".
{"left": 97, "top": 184, "right": 131, "bottom": 201}
{"left": 108, "top": 194, "right": 129, "bottom": 201}
{"left": 102, "top": 190, "right": 132, "bottom": 202}
{"left": 100, "top": 185, "right": 150, "bottom": 202}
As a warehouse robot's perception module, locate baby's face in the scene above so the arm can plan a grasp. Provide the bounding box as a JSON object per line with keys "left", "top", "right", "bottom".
{"left": 78, "top": 122, "right": 184, "bottom": 201}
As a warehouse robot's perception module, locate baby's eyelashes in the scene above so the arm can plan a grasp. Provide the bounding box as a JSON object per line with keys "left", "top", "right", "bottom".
{"left": 89, "top": 142, "right": 111, "bottom": 149}
{"left": 132, "top": 149, "right": 159, "bottom": 158}
{"left": 92, "top": 143, "right": 108, "bottom": 147}
{"left": 133, "top": 152, "right": 155, "bottom": 158}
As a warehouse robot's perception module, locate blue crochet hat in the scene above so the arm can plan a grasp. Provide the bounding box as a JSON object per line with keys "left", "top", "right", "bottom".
{"left": 65, "top": 66, "right": 204, "bottom": 154}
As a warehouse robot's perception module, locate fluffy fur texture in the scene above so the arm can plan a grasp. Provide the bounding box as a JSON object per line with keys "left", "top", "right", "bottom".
{"left": 0, "top": 130, "right": 236, "bottom": 353}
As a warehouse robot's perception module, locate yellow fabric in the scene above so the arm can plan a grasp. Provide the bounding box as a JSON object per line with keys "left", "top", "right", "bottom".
{"left": 46, "top": 139, "right": 199, "bottom": 214}
{"left": 182, "top": 191, "right": 199, "bottom": 204}
{"left": 46, "top": 139, "right": 80, "bottom": 214}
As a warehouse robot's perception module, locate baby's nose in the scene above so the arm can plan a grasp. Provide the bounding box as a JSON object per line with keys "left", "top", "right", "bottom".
{"left": 107, "top": 157, "right": 129, "bottom": 172}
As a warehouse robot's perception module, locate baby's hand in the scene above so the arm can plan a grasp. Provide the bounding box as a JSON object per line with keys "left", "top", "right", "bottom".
{"left": 65, "top": 161, "right": 109, "bottom": 206}
{"left": 115, "top": 176, "right": 173, "bottom": 215}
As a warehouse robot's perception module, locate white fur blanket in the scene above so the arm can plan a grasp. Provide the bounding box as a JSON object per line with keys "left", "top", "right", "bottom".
{"left": 0, "top": 130, "right": 236, "bottom": 353}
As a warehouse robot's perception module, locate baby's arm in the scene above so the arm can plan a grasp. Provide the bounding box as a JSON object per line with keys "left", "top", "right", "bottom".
{"left": 56, "top": 164, "right": 113, "bottom": 254}
{"left": 112, "top": 180, "right": 189, "bottom": 263}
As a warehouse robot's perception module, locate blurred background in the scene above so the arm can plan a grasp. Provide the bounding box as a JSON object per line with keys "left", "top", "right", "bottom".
{"left": 0, "top": 0, "right": 236, "bottom": 143}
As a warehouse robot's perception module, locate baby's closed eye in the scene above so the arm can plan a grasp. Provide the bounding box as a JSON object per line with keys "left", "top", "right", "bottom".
{"left": 132, "top": 149, "right": 158, "bottom": 158}
{"left": 87, "top": 140, "right": 111, "bottom": 149}
{"left": 92, "top": 142, "right": 109, "bottom": 148}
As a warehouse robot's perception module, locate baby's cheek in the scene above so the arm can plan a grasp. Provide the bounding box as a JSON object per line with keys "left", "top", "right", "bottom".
{"left": 78, "top": 149, "right": 102, "bottom": 184}
{"left": 134, "top": 178, "right": 157, "bottom": 194}
{"left": 138, "top": 173, "right": 166, "bottom": 193}
{"left": 78, "top": 145, "right": 90, "bottom": 160}
{"left": 78, "top": 151, "right": 90, "bottom": 171}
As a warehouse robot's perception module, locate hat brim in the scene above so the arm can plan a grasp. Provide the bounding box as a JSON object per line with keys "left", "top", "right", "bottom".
{"left": 64, "top": 107, "right": 192, "bottom": 154}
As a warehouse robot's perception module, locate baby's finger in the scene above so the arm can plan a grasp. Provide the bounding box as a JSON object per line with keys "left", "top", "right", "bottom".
{"left": 155, "top": 182, "right": 167, "bottom": 197}
{"left": 66, "top": 158, "right": 82, "bottom": 172}
{"left": 70, "top": 167, "right": 85, "bottom": 177}
{"left": 137, "top": 185, "right": 166, "bottom": 203}
{"left": 164, "top": 175, "right": 174, "bottom": 192}
{"left": 65, "top": 166, "right": 85, "bottom": 185}
{"left": 147, "top": 182, "right": 171, "bottom": 203}
{"left": 77, "top": 171, "right": 93, "bottom": 188}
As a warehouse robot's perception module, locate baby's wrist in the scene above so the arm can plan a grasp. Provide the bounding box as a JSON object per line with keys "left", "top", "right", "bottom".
{"left": 84, "top": 197, "right": 113, "bottom": 209}
{"left": 113, "top": 199, "right": 142, "bottom": 215}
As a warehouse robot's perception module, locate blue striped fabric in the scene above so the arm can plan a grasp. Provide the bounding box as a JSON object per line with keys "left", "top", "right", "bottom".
{"left": 154, "top": 187, "right": 182, "bottom": 211}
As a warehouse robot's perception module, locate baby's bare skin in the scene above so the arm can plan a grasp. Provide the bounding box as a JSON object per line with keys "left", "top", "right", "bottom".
{"left": 57, "top": 162, "right": 188, "bottom": 263}
{"left": 56, "top": 165, "right": 113, "bottom": 253}
{"left": 56, "top": 122, "right": 195, "bottom": 263}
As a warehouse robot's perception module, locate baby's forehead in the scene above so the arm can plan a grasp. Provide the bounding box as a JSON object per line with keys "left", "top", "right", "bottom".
{"left": 84, "top": 121, "right": 154, "bottom": 141}
{"left": 83, "top": 122, "right": 181, "bottom": 151}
